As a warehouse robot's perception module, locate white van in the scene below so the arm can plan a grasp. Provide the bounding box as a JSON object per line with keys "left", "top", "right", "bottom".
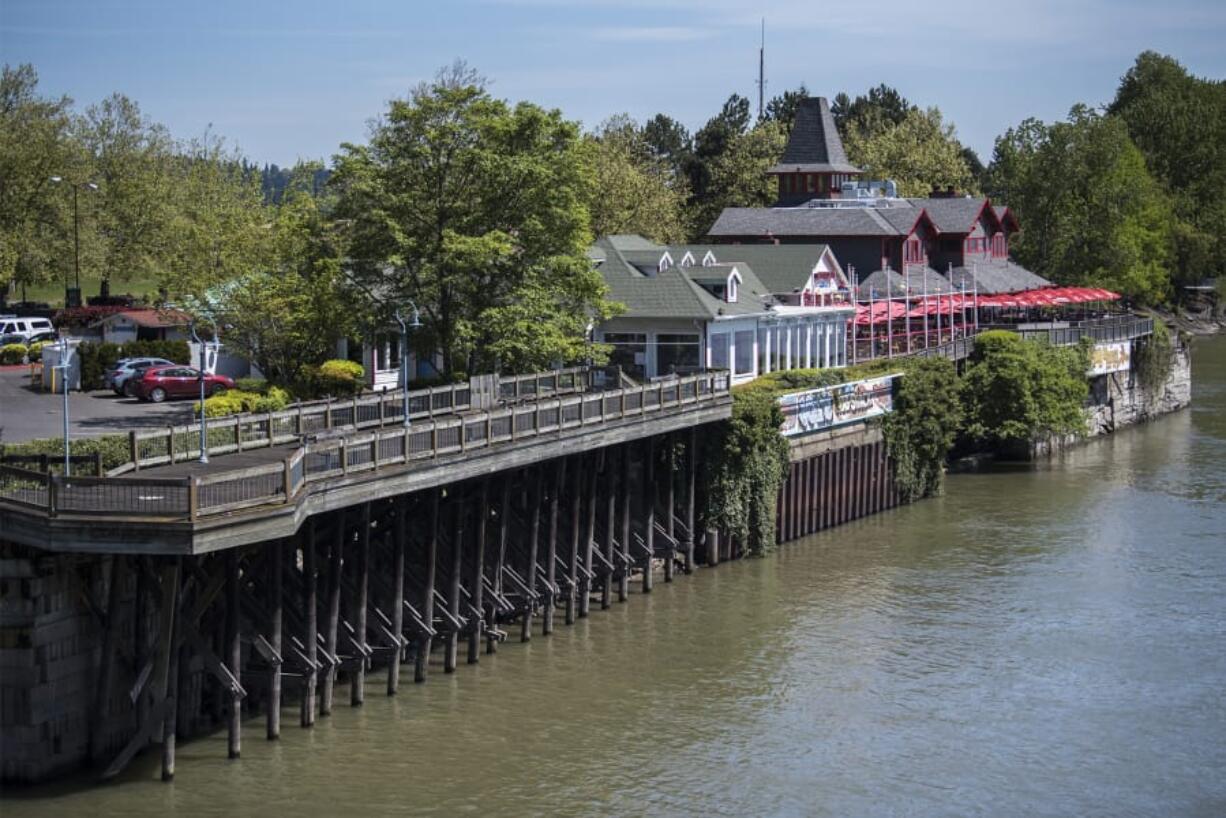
{"left": 0, "top": 316, "right": 56, "bottom": 344}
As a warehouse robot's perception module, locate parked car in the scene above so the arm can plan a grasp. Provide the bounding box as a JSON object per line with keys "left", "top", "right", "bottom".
{"left": 0, "top": 316, "right": 55, "bottom": 344}
{"left": 131, "top": 365, "right": 234, "bottom": 403}
{"left": 106, "top": 357, "right": 175, "bottom": 394}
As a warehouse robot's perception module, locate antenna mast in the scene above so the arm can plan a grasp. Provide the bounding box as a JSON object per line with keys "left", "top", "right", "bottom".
{"left": 757, "top": 18, "right": 766, "bottom": 119}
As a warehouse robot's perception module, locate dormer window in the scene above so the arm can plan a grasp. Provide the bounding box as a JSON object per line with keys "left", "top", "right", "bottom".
{"left": 658, "top": 251, "right": 674, "bottom": 272}
{"left": 726, "top": 269, "right": 742, "bottom": 303}
{"left": 680, "top": 251, "right": 695, "bottom": 267}
{"left": 702, "top": 251, "right": 717, "bottom": 267}
{"left": 904, "top": 239, "right": 923, "bottom": 264}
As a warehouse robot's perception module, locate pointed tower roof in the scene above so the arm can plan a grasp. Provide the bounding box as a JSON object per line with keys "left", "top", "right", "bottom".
{"left": 768, "top": 97, "right": 861, "bottom": 175}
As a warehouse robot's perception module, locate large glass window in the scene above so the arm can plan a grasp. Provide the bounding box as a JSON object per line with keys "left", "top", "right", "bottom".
{"left": 604, "top": 332, "right": 647, "bottom": 380}
{"left": 733, "top": 330, "right": 755, "bottom": 377}
{"left": 709, "top": 333, "right": 729, "bottom": 371}
{"left": 655, "top": 333, "right": 701, "bottom": 375}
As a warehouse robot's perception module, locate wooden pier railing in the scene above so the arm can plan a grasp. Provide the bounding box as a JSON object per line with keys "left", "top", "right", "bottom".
{"left": 0, "top": 371, "right": 730, "bottom": 522}
{"left": 118, "top": 367, "right": 590, "bottom": 474}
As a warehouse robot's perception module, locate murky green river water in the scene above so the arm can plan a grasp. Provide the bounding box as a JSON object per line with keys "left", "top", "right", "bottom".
{"left": 6, "top": 337, "right": 1225, "bottom": 817}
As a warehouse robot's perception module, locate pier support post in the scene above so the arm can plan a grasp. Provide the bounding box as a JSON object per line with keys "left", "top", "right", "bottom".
{"left": 707, "top": 528, "right": 720, "bottom": 567}
{"left": 642, "top": 437, "right": 655, "bottom": 593}
{"left": 565, "top": 455, "right": 582, "bottom": 626}
{"left": 267, "top": 539, "right": 283, "bottom": 739}
{"left": 90, "top": 555, "right": 126, "bottom": 764}
{"left": 159, "top": 559, "right": 182, "bottom": 781}
{"left": 602, "top": 449, "right": 616, "bottom": 610}
{"left": 684, "top": 429, "right": 696, "bottom": 574}
{"left": 302, "top": 523, "right": 317, "bottom": 727}
{"left": 543, "top": 459, "right": 562, "bottom": 636}
{"left": 417, "top": 489, "right": 439, "bottom": 680}
{"left": 226, "top": 549, "right": 241, "bottom": 759}
{"left": 322, "top": 513, "right": 344, "bottom": 715}
{"left": 351, "top": 503, "right": 370, "bottom": 705}
{"left": 446, "top": 488, "right": 464, "bottom": 671}
{"left": 389, "top": 500, "right": 406, "bottom": 692}
{"left": 468, "top": 481, "right": 488, "bottom": 664}
{"left": 664, "top": 434, "right": 676, "bottom": 583}
{"left": 488, "top": 481, "right": 509, "bottom": 654}
{"left": 580, "top": 450, "right": 599, "bottom": 618}
{"left": 522, "top": 469, "right": 543, "bottom": 641}
{"left": 619, "top": 444, "right": 631, "bottom": 602}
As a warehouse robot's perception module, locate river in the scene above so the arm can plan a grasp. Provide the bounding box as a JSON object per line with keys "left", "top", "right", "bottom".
{"left": 5, "top": 336, "right": 1225, "bottom": 817}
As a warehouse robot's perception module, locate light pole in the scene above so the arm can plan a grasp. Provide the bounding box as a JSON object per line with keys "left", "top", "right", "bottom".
{"left": 54, "top": 335, "right": 73, "bottom": 475}
{"left": 190, "top": 322, "right": 220, "bottom": 463}
{"left": 393, "top": 302, "right": 422, "bottom": 428}
{"left": 49, "top": 177, "right": 98, "bottom": 304}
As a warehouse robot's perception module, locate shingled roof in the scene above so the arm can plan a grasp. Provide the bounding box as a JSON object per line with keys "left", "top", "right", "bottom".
{"left": 708, "top": 206, "right": 909, "bottom": 238}
{"left": 592, "top": 236, "right": 776, "bottom": 320}
{"left": 768, "top": 97, "right": 861, "bottom": 175}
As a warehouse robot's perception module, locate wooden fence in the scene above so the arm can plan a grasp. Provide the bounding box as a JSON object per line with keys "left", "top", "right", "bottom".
{"left": 1, "top": 371, "right": 729, "bottom": 522}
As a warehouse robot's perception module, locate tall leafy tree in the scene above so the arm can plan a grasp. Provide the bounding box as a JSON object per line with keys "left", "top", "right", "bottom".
{"left": 0, "top": 65, "right": 75, "bottom": 297}
{"left": 74, "top": 93, "right": 177, "bottom": 294}
{"left": 844, "top": 107, "right": 975, "bottom": 196}
{"left": 832, "top": 84, "right": 915, "bottom": 141}
{"left": 1108, "top": 51, "right": 1226, "bottom": 287}
{"left": 331, "top": 62, "right": 617, "bottom": 375}
{"left": 641, "top": 113, "right": 692, "bottom": 180}
{"left": 987, "top": 106, "right": 1174, "bottom": 304}
{"left": 584, "top": 115, "right": 689, "bottom": 242}
{"left": 762, "top": 84, "right": 809, "bottom": 132}
{"left": 688, "top": 120, "right": 787, "bottom": 237}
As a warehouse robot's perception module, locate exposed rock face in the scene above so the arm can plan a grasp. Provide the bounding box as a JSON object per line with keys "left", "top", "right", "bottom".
{"left": 1031, "top": 341, "right": 1191, "bottom": 458}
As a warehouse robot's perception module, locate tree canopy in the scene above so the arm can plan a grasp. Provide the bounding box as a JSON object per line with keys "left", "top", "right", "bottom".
{"left": 331, "top": 63, "right": 618, "bottom": 376}
{"left": 844, "top": 106, "right": 976, "bottom": 197}
{"left": 583, "top": 115, "right": 689, "bottom": 243}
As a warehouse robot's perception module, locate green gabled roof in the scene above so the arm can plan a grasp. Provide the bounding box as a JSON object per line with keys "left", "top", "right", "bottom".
{"left": 663, "top": 243, "right": 835, "bottom": 295}
{"left": 592, "top": 236, "right": 774, "bottom": 320}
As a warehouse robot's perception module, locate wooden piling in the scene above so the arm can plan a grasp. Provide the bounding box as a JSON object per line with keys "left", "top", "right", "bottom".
{"left": 618, "top": 444, "right": 631, "bottom": 602}
{"left": 416, "top": 489, "right": 439, "bottom": 680}
{"left": 90, "top": 555, "right": 125, "bottom": 763}
{"left": 565, "top": 455, "right": 582, "bottom": 625}
{"left": 351, "top": 503, "right": 370, "bottom": 704}
{"left": 543, "top": 459, "right": 562, "bottom": 635}
{"left": 389, "top": 500, "right": 407, "bottom": 692}
{"left": 642, "top": 437, "right": 655, "bottom": 593}
{"left": 684, "top": 428, "right": 697, "bottom": 574}
{"left": 488, "top": 481, "right": 509, "bottom": 654}
{"left": 664, "top": 435, "right": 675, "bottom": 583}
{"left": 522, "top": 469, "right": 543, "bottom": 641}
{"left": 225, "top": 550, "right": 241, "bottom": 759}
{"left": 446, "top": 489, "right": 464, "bottom": 670}
{"left": 468, "top": 481, "right": 488, "bottom": 664}
{"left": 602, "top": 449, "right": 616, "bottom": 610}
{"left": 302, "top": 523, "right": 317, "bottom": 727}
{"left": 580, "top": 450, "right": 599, "bottom": 618}
{"left": 267, "top": 539, "right": 283, "bottom": 739}
{"left": 322, "top": 513, "right": 344, "bottom": 713}
{"left": 158, "top": 559, "right": 181, "bottom": 781}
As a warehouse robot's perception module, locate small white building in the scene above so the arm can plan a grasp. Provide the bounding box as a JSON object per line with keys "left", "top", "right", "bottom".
{"left": 91, "top": 308, "right": 192, "bottom": 345}
{"left": 591, "top": 236, "right": 854, "bottom": 384}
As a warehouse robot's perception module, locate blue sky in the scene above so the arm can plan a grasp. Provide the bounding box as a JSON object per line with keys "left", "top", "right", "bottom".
{"left": 4, "top": 0, "right": 1225, "bottom": 166}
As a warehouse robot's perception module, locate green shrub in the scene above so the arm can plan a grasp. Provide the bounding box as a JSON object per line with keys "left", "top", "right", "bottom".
{"left": 235, "top": 377, "right": 270, "bottom": 394}
{"left": 0, "top": 343, "right": 28, "bottom": 365}
{"left": 319, "top": 359, "right": 364, "bottom": 380}
{"left": 882, "top": 357, "right": 962, "bottom": 502}
{"left": 197, "top": 386, "right": 291, "bottom": 418}
{"left": 1, "top": 434, "right": 131, "bottom": 472}
{"left": 26, "top": 341, "right": 48, "bottom": 362}
{"left": 76, "top": 340, "right": 192, "bottom": 390}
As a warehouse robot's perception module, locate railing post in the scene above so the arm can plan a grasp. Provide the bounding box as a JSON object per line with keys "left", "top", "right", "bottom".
{"left": 339, "top": 440, "right": 348, "bottom": 474}
{"left": 166, "top": 427, "right": 175, "bottom": 464}
{"left": 129, "top": 431, "right": 140, "bottom": 472}
{"left": 431, "top": 424, "right": 438, "bottom": 459}
{"left": 188, "top": 477, "right": 199, "bottom": 520}
{"left": 235, "top": 418, "right": 243, "bottom": 453}
{"left": 266, "top": 412, "right": 274, "bottom": 447}
{"left": 371, "top": 436, "right": 378, "bottom": 467}
{"left": 297, "top": 401, "right": 304, "bottom": 437}
{"left": 403, "top": 427, "right": 411, "bottom": 461}
{"left": 47, "top": 474, "right": 57, "bottom": 517}
{"left": 283, "top": 455, "right": 293, "bottom": 500}
{"left": 379, "top": 394, "right": 386, "bottom": 427}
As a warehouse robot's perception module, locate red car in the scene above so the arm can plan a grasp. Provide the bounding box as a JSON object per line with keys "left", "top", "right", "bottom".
{"left": 132, "top": 365, "right": 234, "bottom": 403}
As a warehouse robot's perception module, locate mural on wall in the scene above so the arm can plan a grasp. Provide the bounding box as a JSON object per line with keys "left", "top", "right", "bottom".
{"left": 1089, "top": 342, "right": 1131, "bottom": 376}
{"left": 778, "top": 374, "right": 899, "bottom": 437}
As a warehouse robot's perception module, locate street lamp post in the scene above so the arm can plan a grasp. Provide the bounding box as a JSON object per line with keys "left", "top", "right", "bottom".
{"left": 49, "top": 177, "right": 98, "bottom": 304}
{"left": 393, "top": 303, "right": 422, "bottom": 429}
{"left": 190, "top": 322, "right": 219, "bottom": 464}
{"left": 54, "top": 335, "right": 73, "bottom": 476}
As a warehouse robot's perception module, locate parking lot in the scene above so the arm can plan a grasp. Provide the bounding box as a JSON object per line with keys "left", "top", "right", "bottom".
{"left": 0, "top": 367, "right": 196, "bottom": 443}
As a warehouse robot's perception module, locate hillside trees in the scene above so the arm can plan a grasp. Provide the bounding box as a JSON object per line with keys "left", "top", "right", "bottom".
{"left": 844, "top": 106, "right": 976, "bottom": 197}
{"left": 584, "top": 115, "right": 689, "bottom": 243}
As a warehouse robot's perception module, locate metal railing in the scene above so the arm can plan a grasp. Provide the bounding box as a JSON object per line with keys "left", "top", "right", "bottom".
{"left": 116, "top": 367, "right": 590, "bottom": 473}
{"left": 881, "top": 316, "right": 1154, "bottom": 364}
{"left": 1, "top": 371, "right": 730, "bottom": 522}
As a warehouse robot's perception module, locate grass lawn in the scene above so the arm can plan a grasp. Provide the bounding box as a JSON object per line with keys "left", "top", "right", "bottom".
{"left": 10, "top": 272, "right": 163, "bottom": 308}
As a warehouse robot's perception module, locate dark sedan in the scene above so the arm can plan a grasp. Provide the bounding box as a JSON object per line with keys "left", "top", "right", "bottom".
{"left": 131, "top": 365, "right": 234, "bottom": 403}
